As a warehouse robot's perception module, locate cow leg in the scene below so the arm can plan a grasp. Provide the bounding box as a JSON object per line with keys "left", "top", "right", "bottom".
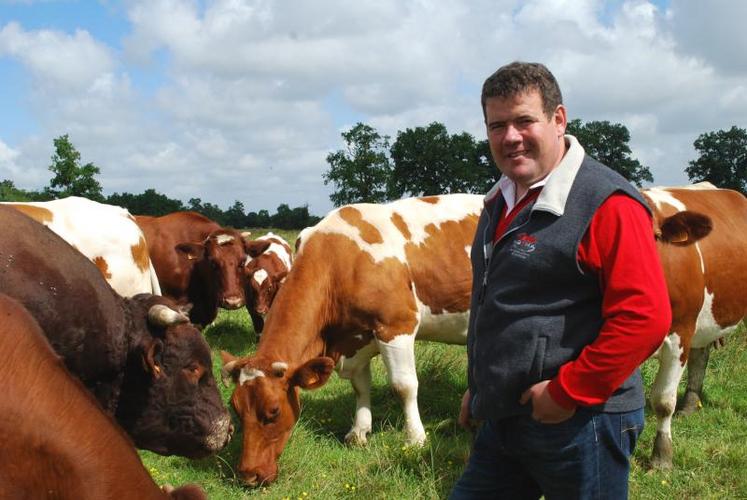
{"left": 649, "top": 333, "right": 686, "bottom": 470}
{"left": 376, "top": 334, "right": 426, "bottom": 446}
{"left": 679, "top": 346, "right": 710, "bottom": 416}
{"left": 343, "top": 361, "right": 373, "bottom": 446}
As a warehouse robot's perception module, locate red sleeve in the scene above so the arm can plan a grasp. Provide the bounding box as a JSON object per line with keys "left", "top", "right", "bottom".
{"left": 547, "top": 193, "right": 672, "bottom": 409}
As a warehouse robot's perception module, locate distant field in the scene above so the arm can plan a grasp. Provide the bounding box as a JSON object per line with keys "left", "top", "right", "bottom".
{"left": 140, "top": 229, "right": 747, "bottom": 498}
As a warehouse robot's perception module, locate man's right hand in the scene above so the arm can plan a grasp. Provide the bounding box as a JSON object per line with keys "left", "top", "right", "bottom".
{"left": 458, "top": 389, "right": 475, "bottom": 430}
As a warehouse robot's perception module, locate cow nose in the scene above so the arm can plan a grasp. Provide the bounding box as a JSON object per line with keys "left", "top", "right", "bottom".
{"left": 223, "top": 296, "right": 244, "bottom": 309}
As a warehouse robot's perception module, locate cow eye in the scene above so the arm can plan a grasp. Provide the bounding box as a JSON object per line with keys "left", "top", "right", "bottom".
{"left": 183, "top": 363, "right": 204, "bottom": 384}
{"left": 263, "top": 406, "right": 281, "bottom": 424}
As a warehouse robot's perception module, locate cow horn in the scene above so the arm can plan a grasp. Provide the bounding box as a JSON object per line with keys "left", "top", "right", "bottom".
{"left": 148, "top": 304, "right": 190, "bottom": 327}
{"left": 271, "top": 361, "right": 288, "bottom": 377}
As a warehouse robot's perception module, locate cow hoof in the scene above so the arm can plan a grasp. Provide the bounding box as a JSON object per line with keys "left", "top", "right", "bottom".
{"left": 405, "top": 433, "right": 427, "bottom": 447}
{"left": 650, "top": 431, "right": 674, "bottom": 470}
{"left": 677, "top": 391, "right": 702, "bottom": 416}
{"left": 344, "top": 429, "right": 370, "bottom": 446}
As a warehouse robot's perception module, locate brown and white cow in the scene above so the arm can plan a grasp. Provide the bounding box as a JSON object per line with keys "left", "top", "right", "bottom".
{"left": 642, "top": 183, "right": 747, "bottom": 469}
{"left": 136, "top": 211, "right": 250, "bottom": 326}
{"left": 221, "top": 194, "right": 483, "bottom": 485}
{"left": 0, "top": 294, "right": 207, "bottom": 500}
{"left": 0, "top": 205, "right": 232, "bottom": 458}
{"left": 2, "top": 196, "right": 161, "bottom": 297}
{"left": 243, "top": 232, "right": 294, "bottom": 334}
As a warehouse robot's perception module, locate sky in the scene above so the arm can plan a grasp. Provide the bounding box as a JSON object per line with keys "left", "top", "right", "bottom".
{"left": 1, "top": 0, "right": 745, "bottom": 216}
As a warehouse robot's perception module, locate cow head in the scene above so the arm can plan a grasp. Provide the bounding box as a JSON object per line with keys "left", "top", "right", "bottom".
{"left": 176, "top": 229, "right": 249, "bottom": 312}
{"left": 116, "top": 294, "right": 233, "bottom": 458}
{"left": 220, "top": 352, "right": 334, "bottom": 486}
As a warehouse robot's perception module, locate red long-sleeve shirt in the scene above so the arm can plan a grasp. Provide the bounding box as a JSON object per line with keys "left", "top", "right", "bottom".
{"left": 495, "top": 191, "right": 671, "bottom": 409}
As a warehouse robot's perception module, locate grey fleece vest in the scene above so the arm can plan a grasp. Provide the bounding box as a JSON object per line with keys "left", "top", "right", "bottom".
{"left": 467, "top": 156, "right": 650, "bottom": 421}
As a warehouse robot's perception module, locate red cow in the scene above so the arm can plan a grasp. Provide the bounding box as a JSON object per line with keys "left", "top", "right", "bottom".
{"left": 0, "top": 205, "right": 232, "bottom": 458}
{"left": 244, "top": 232, "right": 293, "bottom": 334}
{"left": 0, "top": 293, "right": 207, "bottom": 500}
{"left": 136, "top": 211, "right": 250, "bottom": 326}
{"left": 221, "top": 194, "right": 483, "bottom": 485}
{"left": 642, "top": 183, "right": 747, "bottom": 469}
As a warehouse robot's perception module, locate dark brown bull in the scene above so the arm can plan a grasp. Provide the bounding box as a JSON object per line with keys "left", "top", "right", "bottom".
{"left": 0, "top": 205, "right": 232, "bottom": 458}
{"left": 0, "top": 294, "right": 207, "bottom": 500}
{"left": 136, "top": 211, "right": 250, "bottom": 326}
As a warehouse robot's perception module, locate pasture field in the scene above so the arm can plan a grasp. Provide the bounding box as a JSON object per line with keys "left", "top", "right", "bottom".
{"left": 140, "top": 228, "right": 747, "bottom": 499}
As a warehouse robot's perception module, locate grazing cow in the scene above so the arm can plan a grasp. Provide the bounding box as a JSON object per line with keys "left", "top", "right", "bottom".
{"left": 2, "top": 196, "right": 161, "bottom": 297}
{"left": 642, "top": 183, "right": 747, "bottom": 469}
{"left": 221, "top": 194, "right": 483, "bottom": 485}
{"left": 136, "top": 211, "right": 250, "bottom": 326}
{"left": 0, "top": 205, "right": 232, "bottom": 458}
{"left": 0, "top": 294, "right": 207, "bottom": 500}
{"left": 243, "top": 232, "right": 294, "bottom": 334}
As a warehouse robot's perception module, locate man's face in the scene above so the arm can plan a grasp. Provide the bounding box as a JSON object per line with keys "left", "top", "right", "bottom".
{"left": 485, "top": 89, "right": 567, "bottom": 190}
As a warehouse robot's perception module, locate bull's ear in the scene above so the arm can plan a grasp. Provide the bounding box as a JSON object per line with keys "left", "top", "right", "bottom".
{"left": 291, "top": 357, "right": 335, "bottom": 390}
{"left": 176, "top": 242, "right": 205, "bottom": 261}
{"left": 245, "top": 239, "right": 272, "bottom": 258}
{"left": 220, "top": 350, "right": 241, "bottom": 387}
{"left": 273, "top": 269, "right": 289, "bottom": 284}
{"left": 142, "top": 338, "right": 164, "bottom": 380}
{"left": 658, "top": 210, "right": 713, "bottom": 245}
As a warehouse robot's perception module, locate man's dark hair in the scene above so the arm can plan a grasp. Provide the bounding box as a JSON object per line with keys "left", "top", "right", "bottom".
{"left": 481, "top": 61, "right": 563, "bottom": 120}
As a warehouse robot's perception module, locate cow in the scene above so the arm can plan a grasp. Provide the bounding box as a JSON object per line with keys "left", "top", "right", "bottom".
{"left": 221, "top": 194, "right": 483, "bottom": 485}
{"left": 0, "top": 205, "right": 232, "bottom": 458}
{"left": 136, "top": 211, "right": 250, "bottom": 326}
{"left": 1, "top": 196, "right": 161, "bottom": 297}
{"left": 0, "top": 293, "right": 207, "bottom": 500}
{"left": 642, "top": 183, "right": 747, "bottom": 469}
{"left": 243, "top": 232, "right": 294, "bottom": 334}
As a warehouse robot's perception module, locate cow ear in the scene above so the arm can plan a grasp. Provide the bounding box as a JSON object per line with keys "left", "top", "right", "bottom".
{"left": 176, "top": 242, "right": 205, "bottom": 261}
{"left": 220, "top": 350, "right": 241, "bottom": 387}
{"left": 274, "top": 269, "right": 289, "bottom": 283}
{"left": 245, "top": 240, "right": 272, "bottom": 258}
{"left": 658, "top": 211, "right": 713, "bottom": 245}
{"left": 291, "top": 357, "right": 335, "bottom": 390}
{"left": 142, "top": 338, "right": 164, "bottom": 380}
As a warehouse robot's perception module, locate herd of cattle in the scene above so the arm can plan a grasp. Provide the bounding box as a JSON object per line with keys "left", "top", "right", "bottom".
{"left": 0, "top": 182, "right": 745, "bottom": 496}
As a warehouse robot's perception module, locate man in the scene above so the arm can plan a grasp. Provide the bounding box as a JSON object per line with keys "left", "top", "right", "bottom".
{"left": 450, "top": 62, "right": 671, "bottom": 499}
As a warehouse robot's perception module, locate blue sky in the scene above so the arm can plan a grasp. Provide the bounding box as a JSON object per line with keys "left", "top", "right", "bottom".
{"left": 1, "top": 0, "right": 744, "bottom": 214}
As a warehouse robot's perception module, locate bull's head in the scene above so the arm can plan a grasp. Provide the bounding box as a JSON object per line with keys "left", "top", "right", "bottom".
{"left": 176, "top": 229, "right": 249, "bottom": 311}
{"left": 220, "top": 352, "right": 334, "bottom": 486}
{"left": 116, "top": 294, "right": 233, "bottom": 458}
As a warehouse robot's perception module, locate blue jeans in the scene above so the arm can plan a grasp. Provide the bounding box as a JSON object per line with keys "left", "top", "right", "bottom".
{"left": 449, "top": 407, "right": 644, "bottom": 500}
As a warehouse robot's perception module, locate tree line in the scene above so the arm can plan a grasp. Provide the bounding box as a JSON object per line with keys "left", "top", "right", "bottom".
{"left": 0, "top": 134, "right": 321, "bottom": 229}
{"left": 323, "top": 121, "right": 747, "bottom": 206}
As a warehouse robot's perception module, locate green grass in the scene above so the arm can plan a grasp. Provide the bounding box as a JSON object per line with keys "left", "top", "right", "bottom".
{"left": 140, "top": 308, "right": 747, "bottom": 499}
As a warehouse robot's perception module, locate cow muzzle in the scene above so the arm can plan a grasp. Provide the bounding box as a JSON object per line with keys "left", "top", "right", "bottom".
{"left": 205, "top": 415, "right": 234, "bottom": 453}
{"left": 222, "top": 296, "right": 245, "bottom": 309}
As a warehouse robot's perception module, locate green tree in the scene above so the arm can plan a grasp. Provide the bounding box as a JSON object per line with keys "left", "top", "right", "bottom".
{"left": 685, "top": 126, "right": 747, "bottom": 194}
{"left": 388, "top": 122, "right": 497, "bottom": 198}
{"left": 224, "top": 200, "right": 248, "bottom": 228}
{"left": 0, "top": 179, "right": 48, "bottom": 201}
{"left": 45, "top": 134, "right": 104, "bottom": 200}
{"left": 323, "top": 123, "right": 392, "bottom": 206}
{"left": 567, "top": 119, "right": 653, "bottom": 186}
{"left": 107, "top": 188, "right": 185, "bottom": 216}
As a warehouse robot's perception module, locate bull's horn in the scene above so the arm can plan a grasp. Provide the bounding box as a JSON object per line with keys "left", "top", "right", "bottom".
{"left": 148, "top": 304, "right": 190, "bottom": 327}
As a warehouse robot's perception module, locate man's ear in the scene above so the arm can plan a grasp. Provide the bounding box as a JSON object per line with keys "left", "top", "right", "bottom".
{"left": 176, "top": 242, "right": 205, "bottom": 261}
{"left": 291, "top": 357, "right": 335, "bottom": 390}
{"left": 142, "top": 338, "right": 164, "bottom": 380}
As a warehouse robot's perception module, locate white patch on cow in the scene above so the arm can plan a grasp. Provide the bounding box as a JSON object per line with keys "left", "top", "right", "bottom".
{"left": 650, "top": 332, "right": 685, "bottom": 436}
{"left": 376, "top": 333, "right": 426, "bottom": 445}
{"left": 301, "top": 194, "right": 483, "bottom": 264}
{"left": 215, "top": 234, "right": 235, "bottom": 245}
{"left": 253, "top": 269, "right": 269, "bottom": 285}
{"left": 464, "top": 245, "right": 471, "bottom": 257}
{"left": 239, "top": 367, "right": 265, "bottom": 385}
{"left": 679, "top": 182, "right": 718, "bottom": 190}
{"left": 1, "top": 197, "right": 157, "bottom": 297}
{"left": 413, "top": 291, "right": 469, "bottom": 344}
{"left": 265, "top": 242, "right": 292, "bottom": 269}
{"left": 691, "top": 288, "right": 741, "bottom": 348}
{"left": 335, "top": 340, "right": 379, "bottom": 445}
{"left": 643, "top": 187, "right": 688, "bottom": 212}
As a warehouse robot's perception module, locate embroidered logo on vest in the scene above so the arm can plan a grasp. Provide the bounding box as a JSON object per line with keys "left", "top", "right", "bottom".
{"left": 510, "top": 232, "right": 536, "bottom": 259}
